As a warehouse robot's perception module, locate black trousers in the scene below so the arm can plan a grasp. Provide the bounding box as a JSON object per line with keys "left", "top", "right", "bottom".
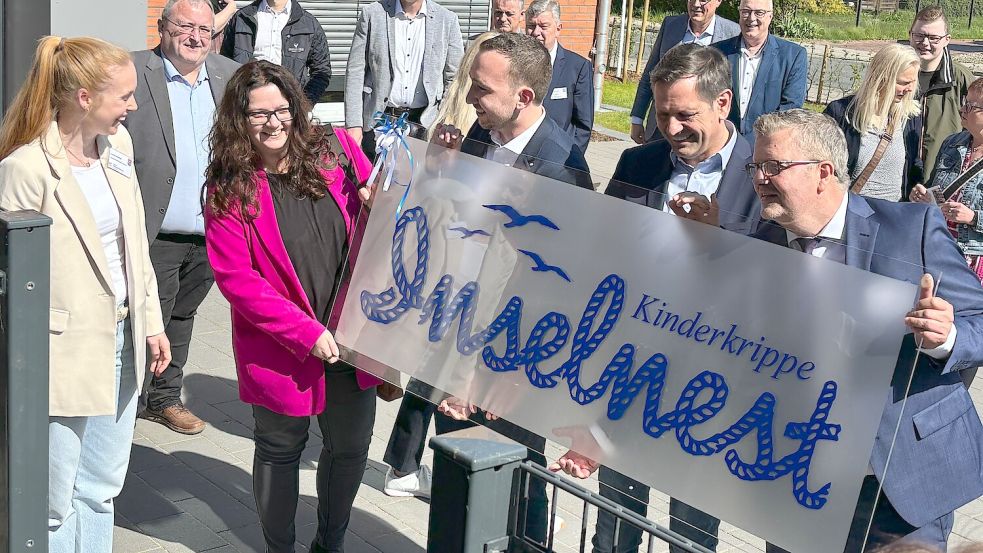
{"left": 383, "top": 378, "right": 436, "bottom": 474}
{"left": 434, "top": 411, "right": 549, "bottom": 544}
{"left": 145, "top": 234, "right": 214, "bottom": 411}
{"left": 252, "top": 365, "right": 376, "bottom": 553}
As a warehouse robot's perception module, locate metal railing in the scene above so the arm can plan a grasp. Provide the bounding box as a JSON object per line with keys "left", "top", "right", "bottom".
{"left": 427, "top": 429, "right": 712, "bottom": 553}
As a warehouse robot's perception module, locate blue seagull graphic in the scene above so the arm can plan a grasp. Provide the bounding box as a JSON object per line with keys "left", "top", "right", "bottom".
{"left": 448, "top": 226, "right": 491, "bottom": 238}
{"left": 517, "top": 249, "right": 571, "bottom": 282}
{"left": 482, "top": 204, "right": 560, "bottom": 230}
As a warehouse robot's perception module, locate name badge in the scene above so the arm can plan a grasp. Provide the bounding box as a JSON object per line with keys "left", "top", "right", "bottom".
{"left": 287, "top": 43, "right": 305, "bottom": 53}
{"left": 107, "top": 148, "right": 133, "bottom": 178}
{"left": 550, "top": 87, "right": 568, "bottom": 100}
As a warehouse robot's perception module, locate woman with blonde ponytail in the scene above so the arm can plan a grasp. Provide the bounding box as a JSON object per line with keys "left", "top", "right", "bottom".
{"left": 0, "top": 36, "right": 170, "bottom": 553}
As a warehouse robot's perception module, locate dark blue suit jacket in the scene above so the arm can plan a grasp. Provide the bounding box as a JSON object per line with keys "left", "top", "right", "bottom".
{"left": 461, "top": 114, "right": 594, "bottom": 190}
{"left": 604, "top": 132, "right": 760, "bottom": 234}
{"left": 715, "top": 34, "right": 808, "bottom": 142}
{"left": 753, "top": 194, "right": 983, "bottom": 527}
{"left": 542, "top": 44, "right": 594, "bottom": 155}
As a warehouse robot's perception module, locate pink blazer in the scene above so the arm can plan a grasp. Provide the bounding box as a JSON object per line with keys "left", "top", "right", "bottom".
{"left": 205, "top": 128, "right": 381, "bottom": 416}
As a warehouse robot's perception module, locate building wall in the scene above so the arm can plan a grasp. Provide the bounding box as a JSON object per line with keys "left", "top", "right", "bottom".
{"left": 147, "top": 0, "right": 165, "bottom": 49}
{"left": 556, "top": 0, "right": 598, "bottom": 59}
{"left": 50, "top": 0, "right": 148, "bottom": 51}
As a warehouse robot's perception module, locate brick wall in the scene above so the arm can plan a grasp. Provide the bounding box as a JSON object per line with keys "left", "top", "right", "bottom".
{"left": 147, "top": 0, "right": 166, "bottom": 48}
{"left": 558, "top": 0, "right": 600, "bottom": 60}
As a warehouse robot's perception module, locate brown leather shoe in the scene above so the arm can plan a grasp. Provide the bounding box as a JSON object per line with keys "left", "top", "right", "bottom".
{"left": 138, "top": 404, "right": 206, "bottom": 435}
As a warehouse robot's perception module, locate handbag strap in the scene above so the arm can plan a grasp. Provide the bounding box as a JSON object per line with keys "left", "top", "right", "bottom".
{"left": 851, "top": 126, "right": 894, "bottom": 194}
{"left": 940, "top": 156, "right": 983, "bottom": 202}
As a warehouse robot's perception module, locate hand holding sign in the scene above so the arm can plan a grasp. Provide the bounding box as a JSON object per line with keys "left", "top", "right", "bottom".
{"left": 669, "top": 192, "right": 719, "bottom": 227}
{"left": 905, "top": 273, "right": 954, "bottom": 350}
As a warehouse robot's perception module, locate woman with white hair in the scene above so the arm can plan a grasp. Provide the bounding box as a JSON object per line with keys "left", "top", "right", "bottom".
{"left": 824, "top": 43, "right": 924, "bottom": 201}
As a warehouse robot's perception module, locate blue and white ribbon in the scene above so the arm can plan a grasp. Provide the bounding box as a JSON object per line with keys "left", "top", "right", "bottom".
{"left": 365, "top": 111, "right": 415, "bottom": 220}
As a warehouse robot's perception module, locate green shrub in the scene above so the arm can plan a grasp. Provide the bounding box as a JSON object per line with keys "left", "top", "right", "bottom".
{"left": 773, "top": 12, "right": 823, "bottom": 36}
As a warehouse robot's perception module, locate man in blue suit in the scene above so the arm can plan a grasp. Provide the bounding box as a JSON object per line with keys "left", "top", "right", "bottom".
{"left": 714, "top": 0, "right": 807, "bottom": 144}
{"left": 434, "top": 32, "right": 593, "bottom": 189}
{"left": 749, "top": 109, "right": 983, "bottom": 551}
{"left": 629, "top": 0, "right": 740, "bottom": 144}
{"left": 526, "top": 0, "right": 594, "bottom": 155}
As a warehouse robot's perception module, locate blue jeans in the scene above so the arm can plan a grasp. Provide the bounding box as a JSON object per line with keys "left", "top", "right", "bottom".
{"left": 49, "top": 318, "right": 137, "bottom": 553}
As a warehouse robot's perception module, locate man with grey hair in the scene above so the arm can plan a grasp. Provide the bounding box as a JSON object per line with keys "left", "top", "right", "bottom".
{"left": 748, "top": 108, "right": 983, "bottom": 551}
{"left": 492, "top": 0, "right": 524, "bottom": 32}
{"left": 126, "top": 0, "right": 240, "bottom": 434}
{"left": 554, "top": 43, "right": 759, "bottom": 553}
{"left": 525, "top": 0, "right": 594, "bottom": 153}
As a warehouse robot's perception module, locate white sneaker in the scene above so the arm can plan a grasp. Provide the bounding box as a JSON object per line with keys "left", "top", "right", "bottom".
{"left": 383, "top": 465, "right": 432, "bottom": 498}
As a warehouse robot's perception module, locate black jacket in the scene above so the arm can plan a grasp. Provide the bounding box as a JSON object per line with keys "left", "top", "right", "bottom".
{"left": 461, "top": 115, "right": 594, "bottom": 190}
{"left": 222, "top": 0, "right": 331, "bottom": 103}
{"left": 823, "top": 96, "right": 924, "bottom": 199}
{"left": 605, "top": 133, "right": 760, "bottom": 235}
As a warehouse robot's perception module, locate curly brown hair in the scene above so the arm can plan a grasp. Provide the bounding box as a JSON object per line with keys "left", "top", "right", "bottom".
{"left": 205, "top": 60, "right": 337, "bottom": 218}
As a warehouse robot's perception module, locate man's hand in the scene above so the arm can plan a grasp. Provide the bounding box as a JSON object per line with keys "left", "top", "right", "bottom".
{"left": 147, "top": 333, "right": 171, "bottom": 376}
{"left": 669, "top": 192, "right": 719, "bottom": 227}
{"left": 311, "top": 329, "right": 341, "bottom": 363}
{"left": 630, "top": 123, "right": 646, "bottom": 145}
{"left": 941, "top": 201, "right": 975, "bottom": 225}
{"left": 438, "top": 396, "right": 477, "bottom": 421}
{"left": 347, "top": 127, "right": 364, "bottom": 145}
{"left": 549, "top": 449, "right": 600, "bottom": 479}
{"left": 909, "top": 184, "right": 935, "bottom": 204}
{"left": 432, "top": 123, "right": 464, "bottom": 150}
{"left": 905, "top": 273, "right": 954, "bottom": 349}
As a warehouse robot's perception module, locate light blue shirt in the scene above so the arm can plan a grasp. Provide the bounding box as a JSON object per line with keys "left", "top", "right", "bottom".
{"left": 663, "top": 122, "right": 737, "bottom": 214}
{"left": 681, "top": 15, "right": 716, "bottom": 46}
{"left": 160, "top": 55, "right": 214, "bottom": 235}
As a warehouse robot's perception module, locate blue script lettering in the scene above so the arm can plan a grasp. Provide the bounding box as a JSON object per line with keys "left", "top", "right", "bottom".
{"left": 361, "top": 207, "right": 841, "bottom": 510}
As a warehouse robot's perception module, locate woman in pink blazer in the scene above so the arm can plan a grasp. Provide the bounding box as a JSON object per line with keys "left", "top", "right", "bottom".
{"left": 204, "top": 61, "right": 378, "bottom": 553}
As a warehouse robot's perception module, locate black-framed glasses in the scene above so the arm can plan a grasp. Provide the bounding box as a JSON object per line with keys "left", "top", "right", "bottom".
{"left": 739, "top": 8, "right": 772, "bottom": 18}
{"left": 745, "top": 159, "right": 823, "bottom": 178}
{"left": 246, "top": 108, "right": 294, "bottom": 126}
{"left": 961, "top": 101, "right": 983, "bottom": 114}
{"left": 909, "top": 31, "right": 949, "bottom": 45}
{"left": 162, "top": 16, "right": 214, "bottom": 38}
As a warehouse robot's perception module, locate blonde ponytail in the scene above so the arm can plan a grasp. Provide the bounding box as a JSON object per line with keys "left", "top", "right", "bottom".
{"left": 0, "top": 36, "right": 131, "bottom": 160}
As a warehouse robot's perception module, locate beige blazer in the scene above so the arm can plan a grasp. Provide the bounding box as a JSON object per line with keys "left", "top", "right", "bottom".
{"left": 0, "top": 122, "right": 165, "bottom": 417}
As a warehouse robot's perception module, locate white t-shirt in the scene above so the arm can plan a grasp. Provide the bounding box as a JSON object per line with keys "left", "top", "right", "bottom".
{"left": 71, "top": 163, "right": 127, "bottom": 306}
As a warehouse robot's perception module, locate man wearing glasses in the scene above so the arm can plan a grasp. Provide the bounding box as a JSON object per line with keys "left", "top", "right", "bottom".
{"left": 628, "top": 0, "right": 740, "bottom": 144}
{"left": 125, "top": 0, "right": 240, "bottom": 434}
{"left": 909, "top": 5, "right": 974, "bottom": 173}
{"left": 714, "top": 0, "right": 808, "bottom": 145}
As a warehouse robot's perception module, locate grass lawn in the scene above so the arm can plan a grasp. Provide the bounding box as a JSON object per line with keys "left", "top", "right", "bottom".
{"left": 596, "top": 111, "right": 633, "bottom": 135}
{"left": 799, "top": 11, "right": 979, "bottom": 40}
{"left": 602, "top": 77, "right": 640, "bottom": 110}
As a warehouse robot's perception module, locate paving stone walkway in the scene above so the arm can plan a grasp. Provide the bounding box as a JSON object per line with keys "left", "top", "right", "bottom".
{"left": 113, "top": 139, "right": 983, "bottom": 552}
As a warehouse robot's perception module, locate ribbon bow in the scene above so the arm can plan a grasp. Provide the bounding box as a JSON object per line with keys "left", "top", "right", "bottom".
{"left": 366, "top": 111, "right": 416, "bottom": 220}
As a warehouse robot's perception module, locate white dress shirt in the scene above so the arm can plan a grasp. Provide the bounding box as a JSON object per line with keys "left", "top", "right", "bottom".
{"left": 486, "top": 109, "right": 548, "bottom": 167}
{"left": 738, "top": 39, "right": 765, "bottom": 119}
{"left": 786, "top": 192, "right": 956, "bottom": 358}
{"left": 254, "top": 0, "right": 292, "bottom": 65}
{"left": 663, "top": 122, "right": 738, "bottom": 214}
{"left": 391, "top": 0, "right": 428, "bottom": 108}
{"left": 630, "top": 17, "right": 716, "bottom": 126}
{"left": 549, "top": 43, "right": 558, "bottom": 66}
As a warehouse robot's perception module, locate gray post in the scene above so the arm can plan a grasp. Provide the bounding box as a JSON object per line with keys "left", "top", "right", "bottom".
{"left": 1, "top": 0, "right": 51, "bottom": 114}
{"left": 427, "top": 427, "right": 529, "bottom": 553}
{"left": 0, "top": 210, "right": 52, "bottom": 553}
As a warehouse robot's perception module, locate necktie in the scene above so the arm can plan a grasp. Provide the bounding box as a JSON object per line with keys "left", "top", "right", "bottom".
{"left": 792, "top": 237, "right": 820, "bottom": 255}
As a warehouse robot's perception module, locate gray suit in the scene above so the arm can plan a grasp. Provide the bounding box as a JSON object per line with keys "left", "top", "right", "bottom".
{"left": 125, "top": 49, "right": 240, "bottom": 238}
{"left": 344, "top": 0, "right": 464, "bottom": 131}
{"left": 630, "top": 14, "right": 740, "bottom": 141}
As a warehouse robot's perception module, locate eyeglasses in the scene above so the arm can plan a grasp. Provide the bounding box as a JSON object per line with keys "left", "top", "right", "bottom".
{"left": 745, "top": 159, "right": 823, "bottom": 178}
{"left": 689, "top": 0, "right": 716, "bottom": 6}
{"left": 909, "top": 31, "right": 949, "bottom": 45}
{"left": 739, "top": 8, "right": 772, "bottom": 18}
{"left": 961, "top": 102, "right": 983, "bottom": 114}
{"left": 246, "top": 108, "right": 294, "bottom": 126}
{"left": 162, "top": 16, "right": 215, "bottom": 38}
